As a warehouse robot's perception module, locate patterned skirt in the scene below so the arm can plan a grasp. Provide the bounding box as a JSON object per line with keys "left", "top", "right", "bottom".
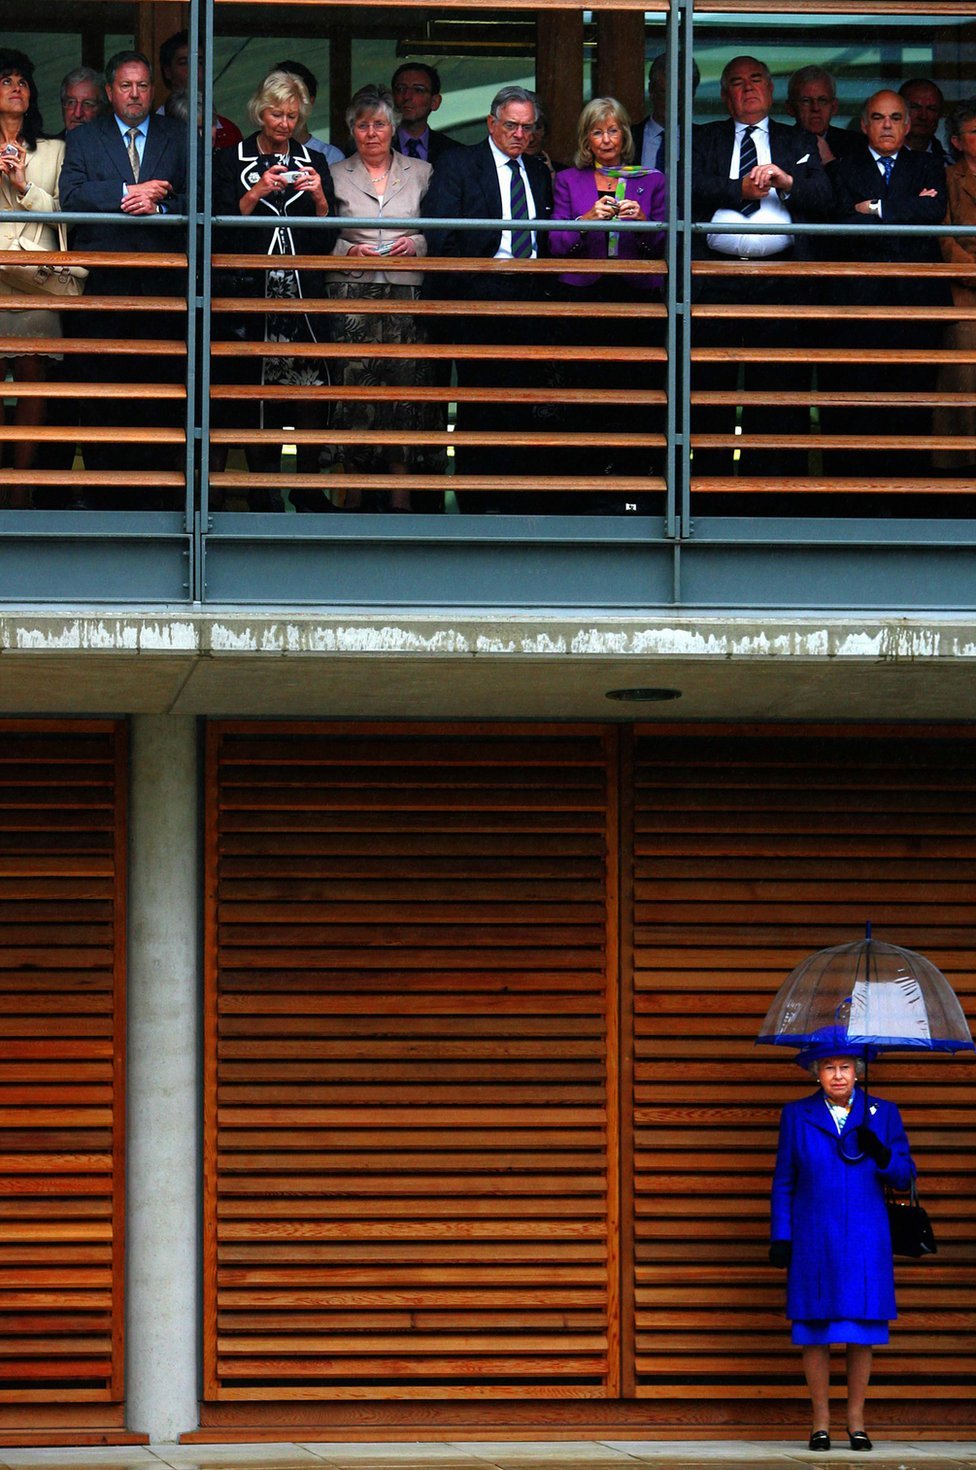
{"left": 325, "top": 281, "right": 445, "bottom": 475}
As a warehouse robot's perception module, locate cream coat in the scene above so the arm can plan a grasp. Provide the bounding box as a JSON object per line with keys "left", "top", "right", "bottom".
{"left": 329, "top": 150, "right": 431, "bottom": 287}
{"left": 0, "top": 137, "right": 66, "bottom": 296}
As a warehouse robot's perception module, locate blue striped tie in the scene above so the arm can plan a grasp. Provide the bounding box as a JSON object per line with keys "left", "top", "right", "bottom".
{"left": 507, "top": 159, "right": 533, "bottom": 258}
{"left": 739, "top": 125, "right": 759, "bottom": 217}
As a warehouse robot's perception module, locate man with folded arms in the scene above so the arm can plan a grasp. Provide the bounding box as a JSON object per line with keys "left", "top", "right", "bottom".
{"left": 691, "top": 55, "right": 832, "bottom": 483}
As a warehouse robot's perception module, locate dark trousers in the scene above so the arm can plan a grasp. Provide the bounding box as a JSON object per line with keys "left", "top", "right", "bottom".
{"left": 449, "top": 274, "right": 549, "bottom": 514}
{"left": 76, "top": 270, "right": 185, "bottom": 508}
{"left": 691, "top": 257, "right": 812, "bottom": 510}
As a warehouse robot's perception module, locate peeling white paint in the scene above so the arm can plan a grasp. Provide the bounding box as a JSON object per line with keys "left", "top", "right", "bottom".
{"left": 4, "top": 612, "right": 976, "bottom": 665}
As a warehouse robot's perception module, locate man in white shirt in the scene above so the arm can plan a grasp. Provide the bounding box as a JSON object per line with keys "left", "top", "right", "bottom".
{"left": 421, "top": 86, "right": 553, "bottom": 510}
{"left": 633, "top": 52, "right": 700, "bottom": 175}
{"left": 690, "top": 55, "right": 832, "bottom": 483}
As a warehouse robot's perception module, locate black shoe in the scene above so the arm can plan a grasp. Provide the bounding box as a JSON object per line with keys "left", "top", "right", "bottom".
{"left": 808, "top": 1430, "right": 831, "bottom": 1451}
{"left": 848, "top": 1429, "right": 872, "bottom": 1451}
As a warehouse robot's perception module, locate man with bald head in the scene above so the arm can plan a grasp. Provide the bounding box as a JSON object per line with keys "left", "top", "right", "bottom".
{"left": 824, "top": 89, "right": 947, "bottom": 481}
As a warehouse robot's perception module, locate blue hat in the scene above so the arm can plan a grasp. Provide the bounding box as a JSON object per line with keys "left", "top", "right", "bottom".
{"left": 794, "top": 1028, "right": 868, "bottom": 1070}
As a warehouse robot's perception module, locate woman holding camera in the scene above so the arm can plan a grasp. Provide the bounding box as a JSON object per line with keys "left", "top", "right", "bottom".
{"left": 212, "top": 69, "right": 335, "bottom": 508}
{"left": 548, "top": 98, "right": 666, "bottom": 502}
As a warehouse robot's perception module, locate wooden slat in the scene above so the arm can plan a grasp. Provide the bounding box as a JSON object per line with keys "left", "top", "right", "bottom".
{"left": 0, "top": 725, "right": 125, "bottom": 1417}
{"left": 205, "top": 723, "right": 617, "bottom": 1403}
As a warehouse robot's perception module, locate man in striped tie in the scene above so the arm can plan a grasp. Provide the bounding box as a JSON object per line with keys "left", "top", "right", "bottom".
{"left": 689, "top": 55, "right": 832, "bottom": 485}
{"left": 422, "top": 85, "right": 553, "bottom": 511}
{"left": 59, "top": 51, "right": 187, "bottom": 502}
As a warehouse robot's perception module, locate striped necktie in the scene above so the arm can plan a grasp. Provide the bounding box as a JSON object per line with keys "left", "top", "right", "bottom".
{"left": 881, "top": 154, "right": 894, "bottom": 185}
{"left": 739, "top": 125, "right": 759, "bottom": 216}
{"left": 507, "top": 159, "right": 532, "bottom": 258}
{"left": 125, "top": 126, "right": 141, "bottom": 183}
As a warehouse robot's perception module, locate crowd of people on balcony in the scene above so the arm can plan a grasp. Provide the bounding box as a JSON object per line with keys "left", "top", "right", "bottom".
{"left": 0, "top": 31, "right": 974, "bottom": 511}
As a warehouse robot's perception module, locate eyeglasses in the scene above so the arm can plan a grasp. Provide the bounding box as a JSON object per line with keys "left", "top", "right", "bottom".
{"left": 495, "top": 120, "right": 534, "bottom": 135}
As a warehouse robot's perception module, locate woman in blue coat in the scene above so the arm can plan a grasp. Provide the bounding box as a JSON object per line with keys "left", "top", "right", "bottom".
{"left": 770, "top": 1042, "right": 914, "bottom": 1452}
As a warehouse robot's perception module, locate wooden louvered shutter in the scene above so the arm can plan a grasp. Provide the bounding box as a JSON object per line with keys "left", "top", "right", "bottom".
{"left": 205, "top": 722, "right": 619, "bottom": 1410}
{"left": 628, "top": 727, "right": 976, "bottom": 1438}
{"left": 0, "top": 721, "right": 126, "bottom": 1433}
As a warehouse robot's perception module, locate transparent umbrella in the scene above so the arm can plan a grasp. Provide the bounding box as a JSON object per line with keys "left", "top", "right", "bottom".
{"left": 756, "top": 924, "right": 973, "bottom": 1160}
{"left": 756, "top": 923, "right": 975, "bottom": 1062}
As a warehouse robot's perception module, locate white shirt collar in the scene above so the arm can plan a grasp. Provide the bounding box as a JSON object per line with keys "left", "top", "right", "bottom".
{"left": 115, "top": 114, "right": 148, "bottom": 139}
{"left": 737, "top": 116, "right": 769, "bottom": 136}
{"left": 488, "top": 136, "right": 522, "bottom": 172}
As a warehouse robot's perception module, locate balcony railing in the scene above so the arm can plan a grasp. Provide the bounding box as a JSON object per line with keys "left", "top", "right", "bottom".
{"left": 1, "top": 0, "right": 975, "bottom": 607}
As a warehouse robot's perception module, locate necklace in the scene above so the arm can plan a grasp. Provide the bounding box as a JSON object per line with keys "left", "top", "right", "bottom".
{"left": 368, "top": 163, "right": 392, "bottom": 184}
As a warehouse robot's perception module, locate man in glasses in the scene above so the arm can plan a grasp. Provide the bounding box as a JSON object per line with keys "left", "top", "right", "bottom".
{"left": 391, "top": 62, "right": 458, "bottom": 166}
{"left": 422, "top": 85, "right": 553, "bottom": 510}
{"left": 787, "top": 65, "right": 864, "bottom": 166}
{"left": 57, "top": 66, "right": 105, "bottom": 137}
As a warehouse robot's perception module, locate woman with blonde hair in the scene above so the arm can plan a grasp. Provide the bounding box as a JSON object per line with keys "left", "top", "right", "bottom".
{"left": 212, "top": 69, "right": 336, "bottom": 510}
{"left": 548, "top": 96, "right": 666, "bottom": 501}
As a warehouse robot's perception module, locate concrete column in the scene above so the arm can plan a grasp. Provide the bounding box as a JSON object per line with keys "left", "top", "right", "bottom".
{"left": 126, "top": 715, "right": 200, "bottom": 1440}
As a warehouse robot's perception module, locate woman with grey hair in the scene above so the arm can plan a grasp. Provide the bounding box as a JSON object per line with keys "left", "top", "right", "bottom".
{"left": 770, "top": 1041, "right": 915, "bottom": 1452}
{"left": 327, "top": 85, "right": 441, "bottom": 510}
{"left": 212, "top": 69, "right": 336, "bottom": 509}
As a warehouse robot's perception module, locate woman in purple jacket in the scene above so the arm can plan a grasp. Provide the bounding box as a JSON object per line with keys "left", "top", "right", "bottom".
{"left": 548, "top": 99, "right": 666, "bottom": 502}
{"left": 770, "top": 1043, "right": 914, "bottom": 1453}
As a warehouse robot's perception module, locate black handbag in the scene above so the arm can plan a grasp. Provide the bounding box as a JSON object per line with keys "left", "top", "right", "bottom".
{"left": 886, "top": 1176, "right": 937, "bottom": 1258}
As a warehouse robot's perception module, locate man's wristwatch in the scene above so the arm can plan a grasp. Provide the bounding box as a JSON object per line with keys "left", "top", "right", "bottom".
{"left": 868, "top": 198, "right": 881, "bottom": 215}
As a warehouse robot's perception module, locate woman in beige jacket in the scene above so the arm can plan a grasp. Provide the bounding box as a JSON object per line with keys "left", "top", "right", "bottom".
{"left": 328, "top": 85, "right": 440, "bottom": 510}
{"left": 0, "top": 49, "right": 66, "bottom": 505}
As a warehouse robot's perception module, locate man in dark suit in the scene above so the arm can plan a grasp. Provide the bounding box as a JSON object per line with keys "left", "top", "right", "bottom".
{"left": 786, "top": 65, "right": 865, "bottom": 168}
{"left": 691, "top": 55, "right": 833, "bottom": 482}
{"left": 632, "top": 52, "right": 701, "bottom": 174}
{"left": 824, "top": 89, "right": 947, "bottom": 484}
{"left": 391, "top": 63, "right": 458, "bottom": 167}
{"left": 422, "top": 85, "right": 553, "bottom": 511}
{"left": 60, "top": 50, "right": 187, "bottom": 503}
{"left": 899, "top": 78, "right": 949, "bottom": 160}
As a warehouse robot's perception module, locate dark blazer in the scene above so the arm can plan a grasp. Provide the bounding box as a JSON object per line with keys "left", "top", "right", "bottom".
{"left": 212, "top": 133, "right": 337, "bottom": 268}
{"left": 793, "top": 122, "right": 866, "bottom": 162}
{"left": 422, "top": 139, "right": 553, "bottom": 263}
{"left": 831, "top": 145, "right": 946, "bottom": 260}
{"left": 425, "top": 129, "right": 461, "bottom": 167}
{"left": 831, "top": 145, "right": 947, "bottom": 311}
{"left": 60, "top": 112, "right": 188, "bottom": 256}
{"left": 692, "top": 117, "right": 832, "bottom": 258}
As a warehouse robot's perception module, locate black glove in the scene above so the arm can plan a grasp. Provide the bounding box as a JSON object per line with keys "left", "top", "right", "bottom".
{"left": 855, "top": 1125, "right": 891, "bottom": 1168}
{"left": 769, "top": 1239, "right": 792, "bottom": 1268}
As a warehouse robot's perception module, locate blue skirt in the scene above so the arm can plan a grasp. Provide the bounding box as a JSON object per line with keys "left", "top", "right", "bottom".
{"left": 792, "top": 1318, "right": 889, "bottom": 1346}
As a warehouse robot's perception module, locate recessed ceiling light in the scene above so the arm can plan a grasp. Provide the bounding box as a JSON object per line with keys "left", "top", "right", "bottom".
{"left": 605, "top": 687, "right": 682, "bottom": 702}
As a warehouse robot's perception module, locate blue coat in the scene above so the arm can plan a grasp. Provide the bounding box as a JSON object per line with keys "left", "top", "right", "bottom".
{"left": 771, "top": 1088, "right": 914, "bottom": 1322}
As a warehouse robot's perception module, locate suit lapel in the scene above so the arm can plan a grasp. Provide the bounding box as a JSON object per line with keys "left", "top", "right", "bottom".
{"left": 140, "top": 117, "right": 164, "bottom": 183}
{"left": 799, "top": 1090, "right": 843, "bottom": 1139}
{"left": 477, "top": 140, "right": 504, "bottom": 216}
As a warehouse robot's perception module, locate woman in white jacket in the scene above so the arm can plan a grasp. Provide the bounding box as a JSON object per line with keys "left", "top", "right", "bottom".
{"left": 0, "top": 48, "right": 66, "bottom": 505}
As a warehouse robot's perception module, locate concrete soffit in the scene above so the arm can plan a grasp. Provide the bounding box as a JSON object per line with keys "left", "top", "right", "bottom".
{"left": 1, "top": 608, "right": 976, "bottom": 721}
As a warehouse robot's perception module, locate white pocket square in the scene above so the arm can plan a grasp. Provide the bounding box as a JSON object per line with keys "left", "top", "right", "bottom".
{"left": 797, "top": 153, "right": 810, "bottom": 164}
